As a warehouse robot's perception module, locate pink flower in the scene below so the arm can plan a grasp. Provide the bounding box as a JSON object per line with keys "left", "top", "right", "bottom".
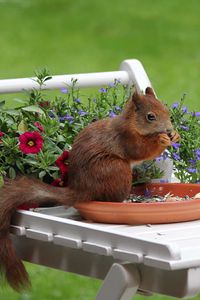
{"left": 19, "top": 131, "right": 43, "bottom": 154}
{"left": 34, "top": 121, "right": 44, "bottom": 132}
{"left": 55, "top": 150, "right": 69, "bottom": 174}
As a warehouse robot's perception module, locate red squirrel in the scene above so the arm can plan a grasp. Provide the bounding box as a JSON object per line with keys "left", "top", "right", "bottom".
{"left": 0, "top": 87, "right": 180, "bottom": 291}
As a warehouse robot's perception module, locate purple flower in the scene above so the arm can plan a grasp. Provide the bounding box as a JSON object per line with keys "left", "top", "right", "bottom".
{"left": 99, "top": 87, "right": 107, "bottom": 93}
{"left": 191, "top": 112, "right": 200, "bottom": 117}
{"left": 59, "top": 116, "right": 65, "bottom": 122}
{"left": 155, "top": 156, "right": 162, "bottom": 162}
{"left": 60, "top": 88, "right": 69, "bottom": 94}
{"left": 156, "top": 151, "right": 169, "bottom": 162}
{"left": 65, "top": 114, "right": 74, "bottom": 123}
{"left": 59, "top": 114, "right": 74, "bottom": 123}
{"left": 180, "top": 125, "right": 189, "bottom": 131}
{"left": 49, "top": 111, "right": 55, "bottom": 118}
{"left": 74, "top": 98, "right": 81, "bottom": 104}
{"left": 188, "top": 159, "right": 196, "bottom": 165}
{"left": 163, "top": 151, "right": 169, "bottom": 160}
{"left": 109, "top": 111, "right": 117, "bottom": 118}
{"left": 196, "top": 149, "right": 200, "bottom": 160}
{"left": 172, "top": 142, "right": 181, "bottom": 149}
{"left": 109, "top": 82, "right": 115, "bottom": 87}
{"left": 172, "top": 153, "right": 181, "bottom": 161}
{"left": 114, "top": 105, "right": 121, "bottom": 111}
{"left": 172, "top": 102, "right": 179, "bottom": 109}
{"left": 182, "top": 105, "right": 189, "bottom": 113}
{"left": 160, "top": 179, "right": 169, "bottom": 183}
{"left": 144, "top": 188, "right": 152, "bottom": 197}
{"left": 78, "top": 109, "right": 88, "bottom": 117}
{"left": 187, "top": 167, "right": 197, "bottom": 173}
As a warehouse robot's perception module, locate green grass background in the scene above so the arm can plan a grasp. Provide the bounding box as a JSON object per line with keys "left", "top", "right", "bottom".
{"left": 0, "top": 0, "right": 200, "bottom": 299}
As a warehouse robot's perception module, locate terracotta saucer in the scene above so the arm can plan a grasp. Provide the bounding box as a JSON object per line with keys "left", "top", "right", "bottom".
{"left": 75, "top": 183, "right": 200, "bottom": 225}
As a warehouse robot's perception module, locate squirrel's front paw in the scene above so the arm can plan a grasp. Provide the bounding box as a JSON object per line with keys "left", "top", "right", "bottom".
{"left": 158, "top": 133, "right": 171, "bottom": 147}
{"left": 170, "top": 131, "right": 181, "bottom": 143}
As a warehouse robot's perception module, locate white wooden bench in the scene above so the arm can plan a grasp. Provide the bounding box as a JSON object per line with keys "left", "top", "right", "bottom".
{"left": 1, "top": 59, "right": 200, "bottom": 300}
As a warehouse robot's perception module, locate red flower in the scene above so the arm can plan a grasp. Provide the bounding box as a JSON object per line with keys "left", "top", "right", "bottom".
{"left": 0, "top": 131, "right": 4, "bottom": 143}
{"left": 62, "top": 171, "right": 68, "bottom": 185}
{"left": 51, "top": 178, "right": 65, "bottom": 187}
{"left": 34, "top": 122, "right": 44, "bottom": 132}
{"left": 51, "top": 171, "right": 68, "bottom": 187}
{"left": 39, "top": 100, "right": 50, "bottom": 108}
{"left": 19, "top": 131, "right": 43, "bottom": 154}
{"left": 18, "top": 203, "right": 39, "bottom": 210}
{"left": 55, "top": 150, "right": 69, "bottom": 174}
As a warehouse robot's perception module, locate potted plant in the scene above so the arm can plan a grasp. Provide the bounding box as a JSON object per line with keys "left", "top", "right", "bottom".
{"left": 0, "top": 71, "right": 129, "bottom": 186}
{"left": 0, "top": 70, "right": 199, "bottom": 223}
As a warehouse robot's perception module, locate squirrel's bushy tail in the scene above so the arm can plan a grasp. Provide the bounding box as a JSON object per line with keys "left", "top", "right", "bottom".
{"left": 0, "top": 176, "right": 83, "bottom": 291}
{"left": 0, "top": 232, "right": 30, "bottom": 291}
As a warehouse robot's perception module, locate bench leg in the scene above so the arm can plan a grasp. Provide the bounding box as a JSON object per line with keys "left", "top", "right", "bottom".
{"left": 95, "top": 263, "right": 140, "bottom": 300}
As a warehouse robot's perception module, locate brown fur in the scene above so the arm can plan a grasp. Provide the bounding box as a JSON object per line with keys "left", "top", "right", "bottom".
{"left": 0, "top": 87, "right": 180, "bottom": 291}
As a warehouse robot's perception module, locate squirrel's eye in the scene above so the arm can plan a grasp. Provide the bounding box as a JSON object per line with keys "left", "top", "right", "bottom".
{"left": 146, "top": 112, "right": 156, "bottom": 121}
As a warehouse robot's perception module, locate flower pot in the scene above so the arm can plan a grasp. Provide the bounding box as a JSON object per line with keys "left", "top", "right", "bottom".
{"left": 75, "top": 183, "right": 200, "bottom": 225}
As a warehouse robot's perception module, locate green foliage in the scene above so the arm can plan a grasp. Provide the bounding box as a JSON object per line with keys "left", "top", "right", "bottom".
{"left": 133, "top": 161, "right": 164, "bottom": 185}
{"left": 1, "top": 70, "right": 199, "bottom": 185}
{"left": 168, "top": 96, "right": 200, "bottom": 183}
{"left": 34, "top": 67, "right": 52, "bottom": 87}
{"left": 0, "top": 72, "right": 131, "bottom": 183}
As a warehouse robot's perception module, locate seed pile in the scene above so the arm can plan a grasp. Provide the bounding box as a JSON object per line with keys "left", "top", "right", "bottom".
{"left": 123, "top": 191, "right": 193, "bottom": 203}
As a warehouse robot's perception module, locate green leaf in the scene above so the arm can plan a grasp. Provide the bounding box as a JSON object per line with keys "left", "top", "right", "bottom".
{"left": 6, "top": 109, "right": 21, "bottom": 116}
{"left": 0, "top": 100, "right": 5, "bottom": 108}
{"left": 0, "top": 175, "right": 4, "bottom": 187}
{"left": 44, "top": 76, "right": 52, "bottom": 82}
{"left": 9, "top": 167, "right": 16, "bottom": 179}
{"left": 22, "top": 158, "right": 38, "bottom": 165}
{"left": 39, "top": 170, "right": 46, "bottom": 179}
{"left": 16, "top": 160, "right": 25, "bottom": 173}
{"left": 57, "top": 135, "right": 66, "bottom": 143}
{"left": 48, "top": 166, "right": 59, "bottom": 171}
{"left": 22, "top": 105, "right": 45, "bottom": 114}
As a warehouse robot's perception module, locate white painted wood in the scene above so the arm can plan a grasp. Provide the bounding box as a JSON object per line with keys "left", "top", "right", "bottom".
{"left": 83, "top": 241, "right": 112, "bottom": 256}
{"left": 53, "top": 235, "right": 82, "bottom": 249}
{"left": 26, "top": 228, "right": 53, "bottom": 242}
{"left": 10, "top": 225, "right": 26, "bottom": 236}
{"left": 120, "top": 59, "right": 153, "bottom": 93}
{"left": 95, "top": 263, "right": 140, "bottom": 300}
{"left": 113, "top": 249, "right": 143, "bottom": 263}
{"left": 0, "top": 59, "right": 151, "bottom": 94}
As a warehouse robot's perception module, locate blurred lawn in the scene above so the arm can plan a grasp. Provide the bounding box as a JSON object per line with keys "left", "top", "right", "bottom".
{"left": 0, "top": 0, "right": 200, "bottom": 299}
{"left": 0, "top": 0, "right": 200, "bottom": 109}
{"left": 0, "top": 263, "right": 174, "bottom": 300}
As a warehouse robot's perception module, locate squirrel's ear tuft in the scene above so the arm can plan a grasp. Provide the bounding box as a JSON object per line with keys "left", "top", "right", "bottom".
{"left": 131, "top": 90, "right": 142, "bottom": 110}
{"left": 145, "top": 87, "right": 155, "bottom": 97}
